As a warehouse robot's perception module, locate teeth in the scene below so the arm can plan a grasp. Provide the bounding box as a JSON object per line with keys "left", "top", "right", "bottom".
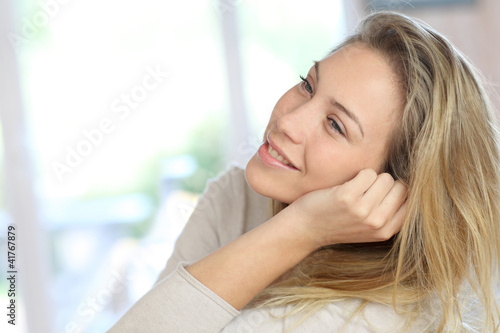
{"left": 268, "top": 144, "right": 292, "bottom": 167}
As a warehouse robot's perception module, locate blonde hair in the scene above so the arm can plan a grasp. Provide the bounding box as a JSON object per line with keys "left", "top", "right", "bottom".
{"left": 252, "top": 11, "right": 500, "bottom": 332}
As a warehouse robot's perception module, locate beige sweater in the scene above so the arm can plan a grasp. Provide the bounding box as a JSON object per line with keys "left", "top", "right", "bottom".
{"left": 108, "top": 166, "right": 435, "bottom": 332}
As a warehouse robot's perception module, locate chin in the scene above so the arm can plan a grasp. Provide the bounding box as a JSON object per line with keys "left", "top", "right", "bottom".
{"left": 244, "top": 159, "right": 297, "bottom": 204}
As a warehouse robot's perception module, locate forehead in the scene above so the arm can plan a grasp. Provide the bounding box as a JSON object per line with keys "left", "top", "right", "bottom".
{"left": 320, "top": 43, "right": 399, "bottom": 98}
{"left": 317, "top": 43, "right": 403, "bottom": 137}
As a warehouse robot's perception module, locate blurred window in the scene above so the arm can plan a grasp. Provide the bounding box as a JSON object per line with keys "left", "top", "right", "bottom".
{"left": 5, "top": 0, "right": 346, "bottom": 331}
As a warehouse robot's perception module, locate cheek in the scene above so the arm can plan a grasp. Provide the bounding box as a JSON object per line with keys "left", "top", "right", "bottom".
{"left": 363, "top": 136, "right": 392, "bottom": 172}
{"left": 314, "top": 160, "right": 356, "bottom": 188}
{"left": 305, "top": 148, "right": 369, "bottom": 189}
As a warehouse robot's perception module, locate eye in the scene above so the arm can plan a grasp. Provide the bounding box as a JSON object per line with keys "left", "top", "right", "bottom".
{"left": 328, "top": 117, "right": 344, "bottom": 135}
{"left": 299, "top": 75, "right": 313, "bottom": 95}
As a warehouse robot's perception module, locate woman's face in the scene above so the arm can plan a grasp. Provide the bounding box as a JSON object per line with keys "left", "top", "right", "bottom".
{"left": 245, "top": 43, "right": 404, "bottom": 203}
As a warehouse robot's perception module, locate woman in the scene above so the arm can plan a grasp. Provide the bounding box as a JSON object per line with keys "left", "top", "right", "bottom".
{"left": 109, "top": 11, "right": 500, "bottom": 332}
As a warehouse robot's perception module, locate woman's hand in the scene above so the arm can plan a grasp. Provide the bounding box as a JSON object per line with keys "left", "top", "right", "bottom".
{"left": 187, "top": 169, "right": 407, "bottom": 310}
{"left": 287, "top": 169, "right": 407, "bottom": 249}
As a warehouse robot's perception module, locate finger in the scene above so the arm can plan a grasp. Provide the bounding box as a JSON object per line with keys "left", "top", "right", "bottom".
{"left": 358, "top": 173, "right": 395, "bottom": 211}
{"left": 377, "top": 199, "right": 407, "bottom": 240}
{"left": 340, "top": 169, "right": 378, "bottom": 198}
{"left": 379, "top": 180, "right": 407, "bottom": 213}
{"left": 369, "top": 180, "right": 407, "bottom": 226}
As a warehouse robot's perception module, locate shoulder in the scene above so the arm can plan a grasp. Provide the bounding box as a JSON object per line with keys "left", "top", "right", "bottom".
{"left": 223, "top": 300, "right": 437, "bottom": 332}
{"left": 319, "top": 299, "right": 438, "bottom": 332}
{"left": 197, "top": 164, "right": 270, "bottom": 234}
{"left": 195, "top": 164, "right": 248, "bottom": 213}
{"left": 204, "top": 164, "right": 248, "bottom": 199}
{"left": 343, "top": 301, "right": 437, "bottom": 332}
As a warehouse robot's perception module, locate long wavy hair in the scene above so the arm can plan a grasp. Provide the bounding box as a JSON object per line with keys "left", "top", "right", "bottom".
{"left": 250, "top": 11, "right": 500, "bottom": 332}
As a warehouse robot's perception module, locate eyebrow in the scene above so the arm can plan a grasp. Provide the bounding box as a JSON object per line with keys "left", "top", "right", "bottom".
{"left": 314, "top": 61, "right": 365, "bottom": 139}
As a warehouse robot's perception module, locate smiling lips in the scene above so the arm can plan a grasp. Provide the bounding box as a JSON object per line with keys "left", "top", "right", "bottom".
{"left": 259, "top": 139, "right": 298, "bottom": 171}
{"left": 267, "top": 144, "right": 291, "bottom": 166}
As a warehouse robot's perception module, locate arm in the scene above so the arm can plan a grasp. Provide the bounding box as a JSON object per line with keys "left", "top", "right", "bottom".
{"left": 108, "top": 169, "right": 405, "bottom": 332}
{"left": 186, "top": 206, "right": 315, "bottom": 310}
{"left": 108, "top": 264, "right": 239, "bottom": 332}
{"left": 156, "top": 166, "right": 267, "bottom": 283}
{"left": 187, "top": 169, "right": 407, "bottom": 310}
{"left": 108, "top": 167, "right": 267, "bottom": 332}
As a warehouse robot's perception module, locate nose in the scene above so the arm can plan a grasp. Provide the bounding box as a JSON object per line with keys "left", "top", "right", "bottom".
{"left": 276, "top": 102, "right": 316, "bottom": 144}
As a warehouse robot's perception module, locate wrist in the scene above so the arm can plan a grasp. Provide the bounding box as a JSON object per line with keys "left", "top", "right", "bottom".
{"left": 272, "top": 205, "right": 321, "bottom": 254}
